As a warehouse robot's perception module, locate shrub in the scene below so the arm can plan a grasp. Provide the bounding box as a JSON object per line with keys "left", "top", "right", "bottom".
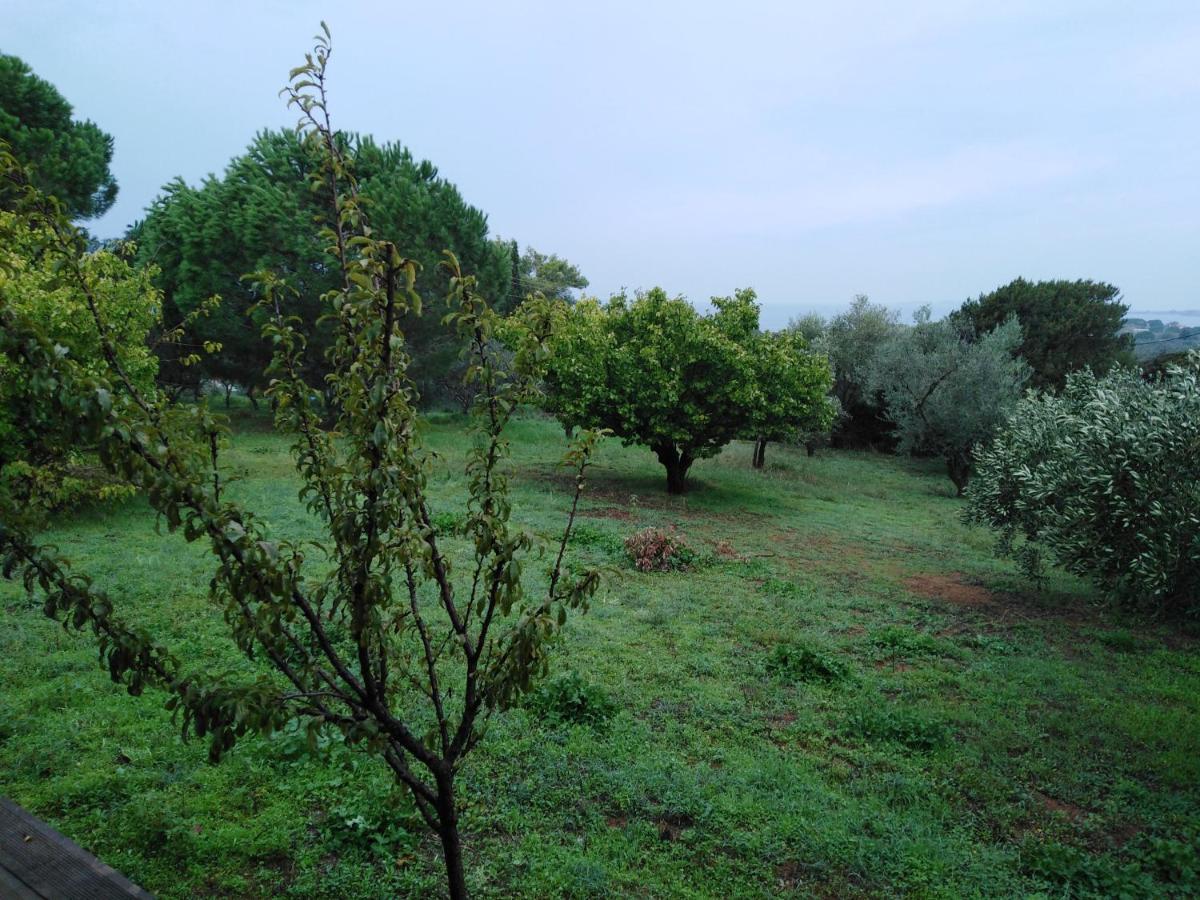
{"left": 526, "top": 671, "right": 618, "bottom": 728}
{"left": 965, "top": 356, "right": 1200, "bottom": 618}
{"left": 767, "top": 641, "right": 849, "bottom": 683}
{"left": 841, "top": 705, "right": 949, "bottom": 751}
{"left": 624, "top": 526, "right": 696, "bottom": 572}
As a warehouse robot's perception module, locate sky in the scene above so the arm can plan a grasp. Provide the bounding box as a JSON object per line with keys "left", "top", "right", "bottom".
{"left": 5, "top": 0, "right": 1199, "bottom": 327}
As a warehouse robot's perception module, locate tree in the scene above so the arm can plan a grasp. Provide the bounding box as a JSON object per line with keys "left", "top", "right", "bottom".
{"left": 0, "top": 206, "right": 158, "bottom": 513}
{"left": 866, "top": 308, "right": 1029, "bottom": 494}
{"left": 820, "top": 295, "right": 900, "bottom": 448}
{"left": 0, "top": 30, "right": 601, "bottom": 900}
{"left": 134, "top": 127, "right": 509, "bottom": 400}
{"left": 955, "top": 278, "right": 1133, "bottom": 390}
{"left": 527, "top": 287, "right": 761, "bottom": 493}
{"left": 0, "top": 53, "right": 117, "bottom": 219}
{"left": 512, "top": 244, "right": 589, "bottom": 302}
{"left": 739, "top": 318, "right": 834, "bottom": 469}
{"left": 965, "top": 356, "right": 1200, "bottom": 617}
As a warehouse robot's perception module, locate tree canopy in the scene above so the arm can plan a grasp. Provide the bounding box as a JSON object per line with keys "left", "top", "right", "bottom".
{"left": 134, "top": 128, "right": 508, "bottom": 398}
{"left": 955, "top": 278, "right": 1132, "bottom": 390}
{"left": 737, "top": 301, "right": 834, "bottom": 468}
{"left": 511, "top": 244, "right": 589, "bottom": 302}
{"left": 0, "top": 53, "right": 117, "bottom": 219}
{"left": 526, "top": 287, "right": 820, "bottom": 492}
{"left": 0, "top": 205, "right": 158, "bottom": 513}
{"left": 814, "top": 295, "right": 900, "bottom": 449}
{"left": 867, "top": 308, "right": 1029, "bottom": 494}
{"left": 966, "top": 356, "right": 1200, "bottom": 615}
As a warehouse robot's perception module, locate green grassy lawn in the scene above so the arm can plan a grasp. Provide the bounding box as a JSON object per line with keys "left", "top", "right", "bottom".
{"left": 2, "top": 411, "right": 1197, "bottom": 898}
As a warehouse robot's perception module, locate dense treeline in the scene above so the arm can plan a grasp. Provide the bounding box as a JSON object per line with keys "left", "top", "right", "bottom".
{"left": 134, "top": 128, "right": 509, "bottom": 401}
{"left": 2, "top": 46, "right": 1195, "bottom": 622}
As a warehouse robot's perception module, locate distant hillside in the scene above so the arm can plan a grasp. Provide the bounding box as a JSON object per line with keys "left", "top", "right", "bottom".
{"left": 1121, "top": 317, "right": 1200, "bottom": 361}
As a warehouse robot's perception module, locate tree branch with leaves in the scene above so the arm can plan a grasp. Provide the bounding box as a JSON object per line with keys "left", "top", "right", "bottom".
{"left": 0, "top": 26, "right": 601, "bottom": 899}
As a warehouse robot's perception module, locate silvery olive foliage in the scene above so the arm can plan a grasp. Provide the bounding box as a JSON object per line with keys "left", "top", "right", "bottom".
{"left": 965, "top": 356, "right": 1200, "bottom": 617}
{"left": 0, "top": 26, "right": 601, "bottom": 899}
{"left": 866, "top": 308, "right": 1029, "bottom": 493}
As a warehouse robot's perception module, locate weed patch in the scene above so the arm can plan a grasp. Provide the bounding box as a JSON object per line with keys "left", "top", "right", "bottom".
{"left": 767, "top": 641, "right": 850, "bottom": 684}
{"left": 525, "top": 672, "right": 618, "bottom": 729}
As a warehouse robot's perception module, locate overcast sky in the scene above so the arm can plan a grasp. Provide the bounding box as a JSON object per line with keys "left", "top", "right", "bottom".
{"left": 6, "top": 0, "right": 1199, "bottom": 326}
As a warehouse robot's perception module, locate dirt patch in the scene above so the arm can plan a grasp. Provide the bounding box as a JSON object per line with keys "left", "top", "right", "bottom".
{"left": 1032, "top": 789, "right": 1085, "bottom": 821}
{"left": 711, "top": 538, "right": 741, "bottom": 560}
{"left": 605, "top": 815, "right": 628, "bottom": 829}
{"left": 768, "top": 711, "right": 798, "bottom": 727}
{"left": 904, "top": 572, "right": 996, "bottom": 608}
{"left": 655, "top": 812, "right": 694, "bottom": 842}
{"left": 873, "top": 659, "right": 913, "bottom": 672}
{"left": 776, "top": 861, "right": 803, "bottom": 890}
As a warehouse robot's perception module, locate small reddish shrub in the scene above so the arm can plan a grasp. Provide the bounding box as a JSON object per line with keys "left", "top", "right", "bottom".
{"left": 624, "top": 526, "right": 696, "bottom": 572}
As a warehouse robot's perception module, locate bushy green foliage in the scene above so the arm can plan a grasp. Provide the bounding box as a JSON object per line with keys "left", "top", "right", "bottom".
{"left": 867, "top": 308, "right": 1029, "bottom": 493}
{"left": 509, "top": 243, "right": 588, "bottom": 302}
{"left": 135, "top": 128, "right": 508, "bottom": 398}
{"left": 766, "top": 641, "right": 849, "bottom": 683}
{"left": 841, "top": 704, "right": 949, "bottom": 751}
{"left": 956, "top": 277, "right": 1133, "bottom": 390}
{"left": 526, "top": 287, "right": 825, "bottom": 492}
{"left": 738, "top": 300, "right": 834, "bottom": 468}
{"left": 810, "top": 295, "right": 900, "bottom": 449}
{"left": 526, "top": 671, "right": 618, "bottom": 728}
{"left": 965, "top": 357, "right": 1200, "bottom": 617}
{"left": 1025, "top": 834, "right": 1200, "bottom": 899}
{"left": 0, "top": 208, "right": 158, "bottom": 513}
{"left": 0, "top": 53, "right": 117, "bottom": 218}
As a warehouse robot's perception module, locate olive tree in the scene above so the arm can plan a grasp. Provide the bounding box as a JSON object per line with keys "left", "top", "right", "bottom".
{"left": 0, "top": 29, "right": 600, "bottom": 900}
{"left": 866, "top": 308, "right": 1029, "bottom": 494}
{"left": 819, "top": 295, "right": 900, "bottom": 448}
{"left": 965, "top": 357, "right": 1200, "bottom": 617}
{"left": 526, "top": 287, "right": 762, "bottom": 493}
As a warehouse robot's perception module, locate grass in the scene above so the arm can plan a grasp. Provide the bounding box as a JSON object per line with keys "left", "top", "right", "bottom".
{"left": 2, "top": 409, "right": 1198, "bottom": 898}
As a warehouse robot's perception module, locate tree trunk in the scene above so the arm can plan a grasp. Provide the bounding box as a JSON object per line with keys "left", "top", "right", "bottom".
{"left": 562, "top": 421, "right": 575, "bottom": 440}
{"left": 947, "top": 452, "right": 970, "bottom": 496}
{"left": 247, "top": 385, "right": 259, "bottom": 410}
{"left": 752, "top": 437, "right": 767, "bottom": 469}
{"left": 435, "top": 773, "right": 468, "bottom": 900}
{"left": 224, "top": 383, "right": 233, "bottom": 407}
{"left": 654, "top": 443, "right": 693, "bottom": 494}
{"left": 805, "top": 441, "right": 816, "bottom": 457}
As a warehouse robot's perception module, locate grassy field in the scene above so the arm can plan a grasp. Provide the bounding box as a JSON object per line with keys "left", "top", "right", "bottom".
{"left": 2, "top": 410, "right": 1197, "bottom": 898}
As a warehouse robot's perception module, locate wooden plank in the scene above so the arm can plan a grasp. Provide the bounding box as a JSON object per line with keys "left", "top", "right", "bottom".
{"left": 0, "top": 797, "right": 154, "bottom": 899}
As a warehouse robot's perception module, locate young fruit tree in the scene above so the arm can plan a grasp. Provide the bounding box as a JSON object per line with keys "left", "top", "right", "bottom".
{"left": 964, "top": 356, "right": 1200, "bottom": 617}
{"left": 866, "top": 307, "right": 1029, "bottom": 494}
{"left": 0, "top": 28, "right": 601, "bottom": 900}
{"left": 521, "top": 286, "right": 772, "bottom": 493}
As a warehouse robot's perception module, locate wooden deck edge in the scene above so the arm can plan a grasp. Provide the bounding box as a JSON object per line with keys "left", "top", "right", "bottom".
{"left": 0, "top": 797, "right": 154, "bottom": 899}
